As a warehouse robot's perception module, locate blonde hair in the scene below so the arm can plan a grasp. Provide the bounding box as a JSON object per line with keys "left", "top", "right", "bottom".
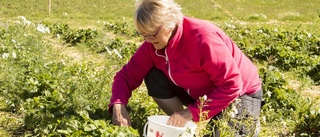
{"left": 134, "top": 0, "right": 183, "bottom": 33}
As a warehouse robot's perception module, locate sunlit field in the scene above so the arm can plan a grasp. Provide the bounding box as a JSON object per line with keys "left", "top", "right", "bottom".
{"left": 0, "top": 0, "right": 319, "bottom": 136}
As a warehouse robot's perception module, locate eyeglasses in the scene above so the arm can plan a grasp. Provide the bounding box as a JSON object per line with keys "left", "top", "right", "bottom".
{"left": 140, "top": 26, "right": 161, "bottom": 39}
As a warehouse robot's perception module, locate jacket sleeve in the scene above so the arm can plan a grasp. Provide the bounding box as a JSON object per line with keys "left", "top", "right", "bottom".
{"left": 108, "top": 43, "right": 155, "bottom": 113}
{"left": 188, "top": 31, "right": 243, "bottom": 122}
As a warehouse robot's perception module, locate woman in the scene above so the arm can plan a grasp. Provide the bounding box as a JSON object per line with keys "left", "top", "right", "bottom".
{"left": 109, "top": 0, "right": 263, "bottom": 136}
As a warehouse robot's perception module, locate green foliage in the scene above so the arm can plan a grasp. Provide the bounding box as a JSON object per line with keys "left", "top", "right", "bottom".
{"left": 127, "top": 90, "right": 164, "bottom": 136}
{"left": 307, "top": 64, "right": 320, "bottom": 84}
{"left": 49, "top": 22, "right": 98, "bottom": 45}
{"left": 0, "top": 18, "right": 139, "bottom": 136}
{"left": 293, "top": 106, "right": 320, "bottom": 136}
{"left": 223, "top": 25, "right": 320, "bottom": 72}
{"left": 259, "top": 64, "right": 320, "bottom": 136}
{"left": 1, "top": 0, "right": 319, "bottom": 136}
{"left": 1, "top": 15, "right": 319, "bottom": 136}
{"left": 104, "top": 21, "right": 139, "bottom": 38}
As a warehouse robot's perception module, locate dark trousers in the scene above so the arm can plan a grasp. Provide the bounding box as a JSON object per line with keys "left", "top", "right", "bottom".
{"left": 206, "top": 88, "right": 263, "bottom": 137}
{"left": 144, "top": 67, "right": 263, "bottom": 137}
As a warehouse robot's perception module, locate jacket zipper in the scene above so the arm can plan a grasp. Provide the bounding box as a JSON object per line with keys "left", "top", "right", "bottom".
{"left": 155, "top": 50, "right": 190, "bottom": 95}
{"left": 164, "top": 49, "right": 178, "bottom": 86}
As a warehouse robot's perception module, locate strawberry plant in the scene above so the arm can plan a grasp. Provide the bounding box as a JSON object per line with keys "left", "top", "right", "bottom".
{"left": 1, "top": 16, "right": 319, "bottom": 136}
{"left": 48, "top": 22, "right": 98, "bottom": 45}
{"left": 307, "top": 64, "right": 320, "bottom": 84}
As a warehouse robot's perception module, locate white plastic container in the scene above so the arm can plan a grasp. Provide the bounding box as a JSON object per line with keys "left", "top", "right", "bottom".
{"left": 143, "top": 115, "right": 197, "bottom": 137}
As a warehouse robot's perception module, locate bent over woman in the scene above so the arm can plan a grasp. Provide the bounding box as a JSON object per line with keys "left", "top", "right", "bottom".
{"left": 108, "top": 0, "right": 263, "bottom": 136}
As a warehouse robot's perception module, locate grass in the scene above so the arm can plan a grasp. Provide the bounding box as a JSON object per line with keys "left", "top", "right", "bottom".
{"left": 213, "top": 0, "right": 320, "bottom": 21}
{"left": 1, "top": 0, "right": 319, "bottom": 31}
{"left": 0, "top": 0, "right": 134, "bottom": 20}
{"left": 0, "top": 97, "right": 23, "bottom": 136}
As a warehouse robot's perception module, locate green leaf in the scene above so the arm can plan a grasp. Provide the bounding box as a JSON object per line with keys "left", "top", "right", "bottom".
{"left": 57, "top": 129, "right": 70, "bottom": 135}
{"left": 84, "top": 124, "right": 96, "bottom": 131}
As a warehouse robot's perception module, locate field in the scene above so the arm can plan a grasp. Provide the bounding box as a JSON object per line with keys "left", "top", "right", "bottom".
{"left": 0, "top": 0, "right": 319, "bottom": 136}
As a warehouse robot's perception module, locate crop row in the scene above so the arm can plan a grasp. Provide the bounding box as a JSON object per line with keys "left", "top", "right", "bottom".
{"left": 0, "top": 17, "right": 319, "bottom": 136}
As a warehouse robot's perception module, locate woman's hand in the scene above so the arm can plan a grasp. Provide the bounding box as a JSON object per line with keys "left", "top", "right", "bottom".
{"left": 167, "top": 109, "right": 193, "bottom": 127}
{"left": 112, "top": 104, "right": 131, "bottom": 126}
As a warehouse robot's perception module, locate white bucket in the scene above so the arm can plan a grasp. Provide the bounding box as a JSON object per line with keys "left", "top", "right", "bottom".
{"left": 143, "top": 115, "right": 197, "bottom": 137}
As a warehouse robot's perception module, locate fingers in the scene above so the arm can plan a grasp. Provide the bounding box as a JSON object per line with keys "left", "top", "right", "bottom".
{"left": 112, "top": 104, "right": 132, "bottom": 126}
{"left": 167, "top": 117, "right": 186, "bottom": 127}
{"left": 112, "top": 115, "right": 131, "bottom": 126}
{"left": 167, "top": 115, "right": 185, "bottom": 127}
{"left": 167, "top": 109, "right": 193, "bottom": 127}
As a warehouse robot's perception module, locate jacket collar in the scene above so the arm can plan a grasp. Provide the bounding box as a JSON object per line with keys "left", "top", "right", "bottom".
{"left": 166, "top": 19, "right": 184, "bottom": 53}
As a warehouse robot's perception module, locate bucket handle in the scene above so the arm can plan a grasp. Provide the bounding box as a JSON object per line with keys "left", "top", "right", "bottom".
{"left": 143, "top": 121, "right": 149, "bottom": 137}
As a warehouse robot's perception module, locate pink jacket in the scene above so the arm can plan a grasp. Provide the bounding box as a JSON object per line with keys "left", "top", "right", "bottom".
{"left": 108, "top": 16, "right": 261, "bottom": 122}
